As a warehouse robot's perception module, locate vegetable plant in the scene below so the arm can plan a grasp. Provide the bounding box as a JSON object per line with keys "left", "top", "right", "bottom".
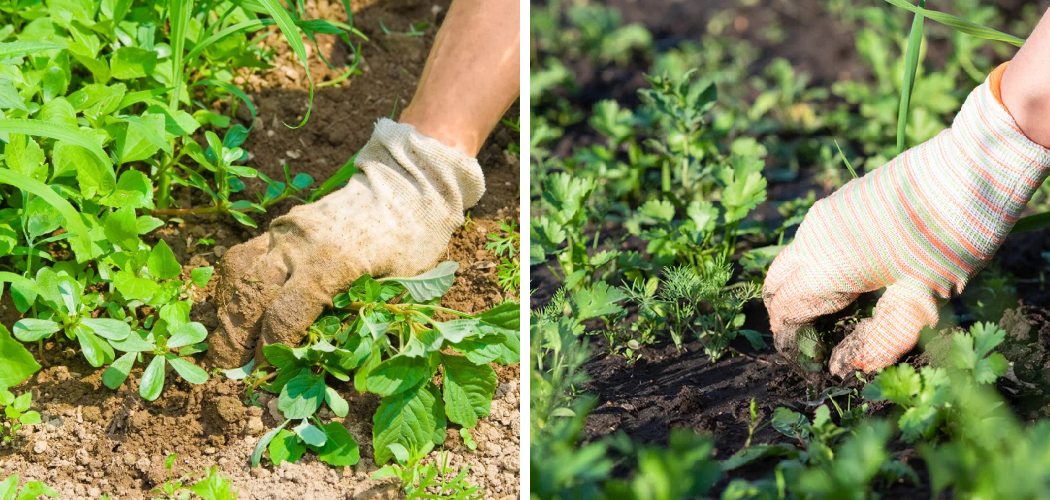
{"left": 150, "top": 454, "right": 239, "bottom": 500}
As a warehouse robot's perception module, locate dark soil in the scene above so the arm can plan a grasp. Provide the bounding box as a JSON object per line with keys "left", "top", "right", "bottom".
{"left": 0, "top": 0, "right": 521, "bottom": 498}
{"left": 531, "top": 0, "right": 1050, "bottom": 497}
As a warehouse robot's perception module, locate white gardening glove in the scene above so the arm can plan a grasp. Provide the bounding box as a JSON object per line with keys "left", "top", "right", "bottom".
{"left": 206, "top": 119, "right": 485, "bottom": 368}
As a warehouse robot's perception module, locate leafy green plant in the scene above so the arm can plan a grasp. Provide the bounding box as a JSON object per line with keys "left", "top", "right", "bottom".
{"left": 486, "top": 220, "right": 520, "bottom": 293}
{"left": 373, "top": 449, "right": 485, "bottom": 500}
{"left": 950, "top": 322, "right": 1009, "bottom": 384}
{"left": 0, "top": 389, "right": 39, "bottom": 442}
{"left": 150, "top": 454, "right": 239, "bottom": 500}
{"left": 0, "top": 0, "right": 361, "bottom": 402}
{"left": 0, "top": 474, "right": 57, "bottom": 500}
{"left": 246, "top": 263, "right": 518, "bottom": 467}
{"left": 625, "top": 262, "right": 762, "bottom": 359}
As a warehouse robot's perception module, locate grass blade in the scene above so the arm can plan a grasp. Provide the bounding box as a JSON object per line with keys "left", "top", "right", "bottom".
{"left": 897, "top": 0, "right": 925, "bottom": 155}
{"left": 834, "top": 140, "right": 858, "bottom": 179}
{"left": 168, "top": 0, "right": 194, "bottom": 109}
{"left": 0, "top": 170, "right": 92, "bottom": 257}
{"left": 0, "top": 42, "right": 64, "bottom": 58}
{"left": 186, "top": 19, "right": 270, "bottom": 61}
{"left": 883, "top": 0, "right": 1025, "bottom": 47}
{"left": 256, "top": 0, "right": 315, "bottom": 129}
{"left": 0, "top": 119, "right": 111, "bottom": 166}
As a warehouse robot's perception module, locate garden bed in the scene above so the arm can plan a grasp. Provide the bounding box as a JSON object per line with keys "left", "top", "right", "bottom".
{"left": 0, "top": 0, "right": 520, "bottom": 498}
{"left": 530, "top": 0, "right": 1050, "bottom": 497}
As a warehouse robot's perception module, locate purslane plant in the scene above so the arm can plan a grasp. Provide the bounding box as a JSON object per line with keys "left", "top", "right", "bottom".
{"left": 243, "top": 262, "right": 519, "bottom": 467}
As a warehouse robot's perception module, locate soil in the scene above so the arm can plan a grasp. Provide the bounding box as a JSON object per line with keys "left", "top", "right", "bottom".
{"left": 531, "top": 0, "right": 1050, "bottom": 497}
{"left": 0, "top": 0, "right": 521, "bottom": 498}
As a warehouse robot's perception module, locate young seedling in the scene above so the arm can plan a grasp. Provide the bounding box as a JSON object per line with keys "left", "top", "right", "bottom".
{"left": 150, "top": 454, "right": 239, "bottom": 500}
{"left": 0, "top": 390, "right": 40, "bottom": 442}
{"left": 372, "top": 448, "right": 485, "bottom": 500}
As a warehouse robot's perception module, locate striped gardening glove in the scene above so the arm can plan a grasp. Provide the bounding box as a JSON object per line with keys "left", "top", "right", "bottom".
{"left": 764, "top": 64, "right": 1050, "bottom": 377}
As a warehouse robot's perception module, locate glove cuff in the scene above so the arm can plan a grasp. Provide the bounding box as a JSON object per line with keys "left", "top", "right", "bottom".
{"left": 368, "top": 118, "right": 486, "bottom": 209}
{"left": 951, "top": 72, "right": 1050, "bottom": 225}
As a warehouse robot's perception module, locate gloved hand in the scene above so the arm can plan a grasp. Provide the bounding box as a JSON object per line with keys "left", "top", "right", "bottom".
{"left": 205, "top": 119, "right": 485, "bottom": 368}
{"left": 764, "top": 65, "right": 1050, "bottom": 377}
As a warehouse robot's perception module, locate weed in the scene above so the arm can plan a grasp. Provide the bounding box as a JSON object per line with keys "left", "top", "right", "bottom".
{"left": 246, "top": 263, "right": 518, "bottom": 467}
{"left": 486, "top": 220, "right": 520, "bottom": 293}
{"left": 0, "top": 475, "right": 57, "bottom": 500}
{"left": 373, "top": 450, "right": 485, "bottom": 500}
{"left": 0, "top": 390, "right": 39, "bottom": 442}
{"left": 150, "top": 454, "right": 238, "bottom": 500}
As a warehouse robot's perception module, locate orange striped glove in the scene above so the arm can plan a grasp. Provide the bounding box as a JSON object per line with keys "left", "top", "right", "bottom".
{"left": 764, "top": 64, "right": 1050, "bottom": 377}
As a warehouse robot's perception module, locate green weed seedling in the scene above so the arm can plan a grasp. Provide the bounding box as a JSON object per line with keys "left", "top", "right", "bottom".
{"left": 149, "top": 454, "right": 238, "bottom": 500}
{"left": 0, "top": 474, "right": 57, "bottom": 500}
{"left": 372, "top": 447, "right": 485, "bottom": 500}
{"left": 0, "top": 0, "right": 361, "bottom": 404}
{"left": 625, "top": 261, "right": 762, "bottom": 359}
{"left": 486, "top": 220, "right": 520, "bottom": 293}
{"left": 0, "top": 390, "right": 40, "bottom": 442}
{"left": 247, "top": 262, "right": 518, "bottom": 468}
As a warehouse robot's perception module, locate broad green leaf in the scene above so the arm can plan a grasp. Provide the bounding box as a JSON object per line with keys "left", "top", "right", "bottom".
{"left": 277, "top": 371, "right": 325, "bottom": 419}
{"left": 0, "top": 324, "right": 41, "bottom": 389}
{"left": 268, "top": 429, "right": 306, "bottom": 465}
{"left": 372, "top": 381, "right": 436, "bottom": 464}
{"left": 378, "top": 261, "right": 458, "bottom": 302}
{"left": 167, "top": 356, "right": 208, "bottom": 385}
{"left": 167, "top": 322, "right": 207, "bottom": 348}
{"left": 56, "top": 142, "right": 115, "bottom": 198}
{"left": 147, "top": 239, "right": 181, "bottom": 280}
{"left": 477, "top": 302, "right": 520, "bottom": 331}
{"left": 293, "top": 421, "right": 327, "bottom": 447}
{"left": 365, "top": 354, "right": 432, "bottom": 396}
{"left": 109, "top": 332, "right": 155, "bottom": 353}
{"left": 102, "top": 352, "right": 136, "bottom": 389}
{"left": 441, "top": 354, "right": 497, "bottom": 428}
{"left": 101, "top": 170, "right": 154, "bottom": 209}
{"left": 4, "top": 134, "right": 46, "bottom": 182}
{"left": 187, "top": 467, "right": 238, "bottom": 500}
{"left": 140, "top": 354, "right": 166, "bottom": 401}
{"left": 80, "top": 318, "right": 131, "bottom": 341}
{"left": 222, "top": 359, "right": 255, "bottom": 381}
{"left": 103, "top": 206, "right": 140, "bottom": 251}
{"left": 25, "top": 196, "right": 63, "bottom": 240}
{"left": 190, "top": 267, "right": 214, "bottom": 287}
{"left": 433, "top": 319, "right": 479, "bottom": 343}
{"left": 0, "top": 79, "right": 27, "bottom": 113}
{"left": 325, "top": 386, "right": 348, "bottom": 417}
{"left": 113, "top": 270, "right": 159, "bottom": 302}
{"left": 110, "top": 46, "right": 158, "bottom": 80}
{"left": 251, "top": 421, "right": 288, "bottom": 467}
{"left": 12, "top": 318, "right": 60, "bottom": 342}
{"left": 76, "top": 328, "right": 115, "bottom": 368}
{"left": 115, "top": 113, "right": 168, "bottom": 164}
{"left": 318, "top": 422, "right": 360, "bottom": 466}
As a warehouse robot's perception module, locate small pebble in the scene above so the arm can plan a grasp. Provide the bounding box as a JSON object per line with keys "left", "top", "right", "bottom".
{"left": 32, "top": 441, "right": 47, "bottom": 454}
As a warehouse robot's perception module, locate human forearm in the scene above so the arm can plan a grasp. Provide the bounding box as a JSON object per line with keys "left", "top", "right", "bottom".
{"left": 1001, "top": 7, "right": 1050, "bottom": 149}
{"left": 398, "top": 0, "right": 521, "bottom": 157}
